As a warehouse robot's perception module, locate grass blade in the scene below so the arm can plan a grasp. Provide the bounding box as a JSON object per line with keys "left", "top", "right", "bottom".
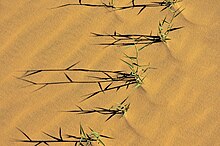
{"left": 64, "top": 73, "right": 73, "bottom": 82}
{"left": 66, "top": 61, "right": 80, "bottom": 70}
{"left": 17, "top": 128, "right": 32, "bottom": 141}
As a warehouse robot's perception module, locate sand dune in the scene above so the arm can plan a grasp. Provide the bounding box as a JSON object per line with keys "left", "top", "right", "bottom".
{"left": 0, "top": 0, "right": 219, "bottom": 145}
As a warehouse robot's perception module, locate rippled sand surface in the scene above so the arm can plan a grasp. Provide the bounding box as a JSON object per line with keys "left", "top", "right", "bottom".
{"left": 0, "top": 0, "right": 219, "bottom": 145}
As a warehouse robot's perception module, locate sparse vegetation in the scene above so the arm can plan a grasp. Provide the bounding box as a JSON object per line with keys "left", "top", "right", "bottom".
{"left": 18, "top": 49, "right": 155, "bottom": 101}
{"left": 15, "top": 1, "right": 185, "bottom": 145}
{"left": 92, "top": 7, "right": 184, "bottom": 50}
{"left": 65, "top": 97, "right": 130, "bottom": 121}
{"left": 16, "top": 125, "right": 112, "bottom": 146}
{"left": 53, "top": 0, "right": 182, "bottom": 15}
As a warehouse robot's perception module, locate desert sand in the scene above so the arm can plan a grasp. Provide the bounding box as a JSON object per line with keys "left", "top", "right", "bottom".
{"left": 0, "top": 0, "right": 219, "bottom": 145}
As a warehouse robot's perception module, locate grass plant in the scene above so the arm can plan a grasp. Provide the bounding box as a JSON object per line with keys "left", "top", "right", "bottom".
{"left": 18, "top": 49, "right": 155, "bottom": 101}
{"left": 92, "top": 7, "right": 184, "bottom": 50}
{"left": 65, "top": 97, "right": 130, "bottom": 121}
{"left": 53, "top": 0, "right": 182, "bottom": 15}
{"left": 16, "top": 125, "right": 112, "bottom": 146}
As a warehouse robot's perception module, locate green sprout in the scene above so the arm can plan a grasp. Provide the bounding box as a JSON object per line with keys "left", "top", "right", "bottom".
{"left": 158, "top": 7, "right": 184, "bottom": 42}
{"left": 75, "top": 124, "right": 112, "bottom": 146}
{"left": 109, "top": 98, "right": 130, "bottom": 117}
{"left": 121, "top": 46, "right": 156, "bottom": 88}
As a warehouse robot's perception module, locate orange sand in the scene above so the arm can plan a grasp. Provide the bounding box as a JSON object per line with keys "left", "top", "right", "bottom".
{"left": 0, "top": 0, "right": 219, "bottom": 145}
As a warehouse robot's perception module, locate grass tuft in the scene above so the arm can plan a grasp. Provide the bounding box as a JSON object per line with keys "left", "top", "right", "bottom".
{"left": 53, "top": 0, "right": 183, "bottom": 15}
{"left": 18, "top": 55, "right": 155, "bottom": 101}
{"left": 92, "top": 7, "right": 184, "bottom": 50}
{"left": 65, "top": 97, "right": 130, "bottom": 121}
{"left": 16, "top": 125, "right": 112, "bottom": 146}
{"left": 121, "top": 46, "right": 156, "bottom": 88}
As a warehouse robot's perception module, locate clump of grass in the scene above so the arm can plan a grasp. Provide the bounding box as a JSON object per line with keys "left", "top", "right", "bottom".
{"left": 53, "top": 0, "right": 183, "bottom": 15}
{"left": 92, "top": 7, "right": 184, "bottom": 50}
{"left": 18, "top": 53, "right": 154, "bottom": 101}
{"left": 70, "top": 125, "right": 113, "bottom": 146}
{"left": 121, "top": 46, "right": 156, "bottom": 88}
{"left": 81, "top": 48, "right": 155, "bottom": 101}
{"left": 16, "top": 125, "right": 112, "bottom": 146}
{"left": 18, "top": 47, "right": 155, "bottom": 101}
{"left": 158, "top": 7, "right": 184, "bottom": 43}
{"left": 65, "top": 97, "right": 130, "bottom": 121}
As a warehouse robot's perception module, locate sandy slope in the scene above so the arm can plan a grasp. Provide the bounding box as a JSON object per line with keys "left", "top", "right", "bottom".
{"left": 0, "top": 0, "right": 219, "bottom": 145}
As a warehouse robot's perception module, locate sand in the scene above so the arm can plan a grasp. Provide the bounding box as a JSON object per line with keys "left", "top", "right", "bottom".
{"left": 0, "top": 0, "right": 219, "bottom": 145}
